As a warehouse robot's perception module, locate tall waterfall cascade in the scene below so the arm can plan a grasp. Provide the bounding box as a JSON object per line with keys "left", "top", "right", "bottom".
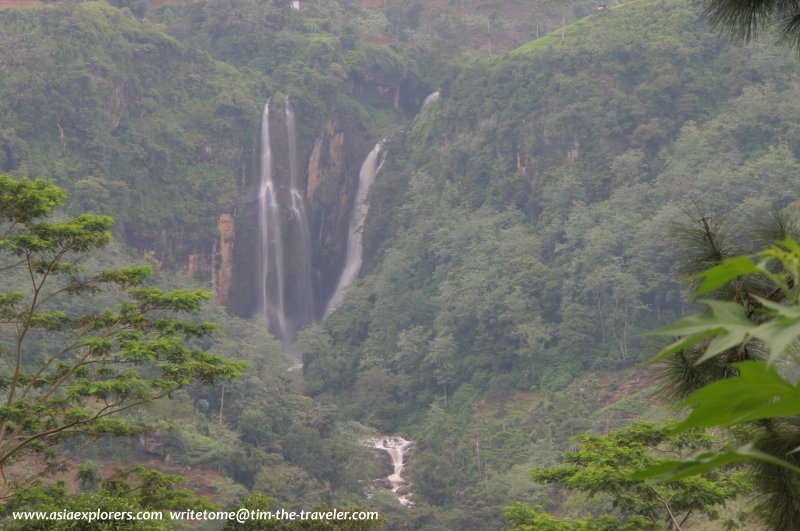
{"left": 283, "top": 97, "right": 315, "bottom": 340}
{"left": 255, "top": 100, "right": 388, "bottom": 345}
{"left": 324, "top": 143, "right": 386, "bottom": 318}
{"left": 255, "top": 98, "right": 315, "bottom": 351}
{"left": 257, "top": 100, "right": 288, "bottom": 342}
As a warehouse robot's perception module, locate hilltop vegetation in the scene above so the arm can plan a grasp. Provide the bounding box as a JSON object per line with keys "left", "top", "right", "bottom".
{"left": 0, "top": 1, "right": 259, "bottom": 262}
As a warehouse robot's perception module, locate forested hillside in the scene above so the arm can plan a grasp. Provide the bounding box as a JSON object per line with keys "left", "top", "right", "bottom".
{"left": 0, "top": 2, "right": 258, "bottom": 259}
{"left": 312, "top": 0, "right": 800, "bottom": 428}
{"left": 304, "top": 0, "right": 800, "bottom": 526}
{"left": 2, "top": 0, "right": 800, "bottom": 528}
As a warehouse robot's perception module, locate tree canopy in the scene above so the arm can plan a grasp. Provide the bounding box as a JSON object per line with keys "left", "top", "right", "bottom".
{"left": 505, "top": 422, "right": 749, "bottom": 530}
{"left": 0, "top": 173, "right": 245, "bottom": 499}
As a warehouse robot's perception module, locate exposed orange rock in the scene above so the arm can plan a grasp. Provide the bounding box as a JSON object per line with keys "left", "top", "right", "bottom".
{"left": 187, "top": 253, "right": 200, "bottom": 276}
{"left": 214, "top": 213, "right": 235, "bottom": 305}
{"left": 307, "top": 119, "right": 344, "bottom": 201}
{"left": 308, "top": 140, "right": 324, "bottom": 201}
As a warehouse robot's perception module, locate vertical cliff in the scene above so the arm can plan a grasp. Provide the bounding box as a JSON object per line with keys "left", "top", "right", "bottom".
{"left": 214, "top": 213, "right": 235, "bottom": 305}
{"left": 228, "top": 108, "right": 372, "bottom": 324}
{"left": 306, "top": 117, "right": 372, "bottom": 310}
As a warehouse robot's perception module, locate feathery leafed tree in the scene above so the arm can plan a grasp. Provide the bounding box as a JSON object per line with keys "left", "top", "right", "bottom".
{"left": 0, "top": 174, "right": 246, "bottom": 499}
{"left": 504, "top": 422, "right": 749, "bottom": 530}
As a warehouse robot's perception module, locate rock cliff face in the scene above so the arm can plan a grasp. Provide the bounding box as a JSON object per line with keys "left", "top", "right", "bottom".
{"left": 348, "top": 79, "right": 403, "bottom": 110}
{"left": 228, "top": 110, "right": 371, "bottom": 323}
{"left": 307, "top": 119, "right": 344, "bottom": 201}
{"left": 306, "top": 117, "right": 370, "bottom": 306}
{"left": 181, "top": 212, "right": 236, "bottom": 305}
{"left": 213, "top": 213, "right": 235, "bottom": 305}
{"left": 187, "top": 253, "right": 201, "bottom": 276}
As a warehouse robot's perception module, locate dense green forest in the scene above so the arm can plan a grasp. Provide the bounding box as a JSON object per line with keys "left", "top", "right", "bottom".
{"left": 3, "top": 0, "right": 800, "bottom": 528}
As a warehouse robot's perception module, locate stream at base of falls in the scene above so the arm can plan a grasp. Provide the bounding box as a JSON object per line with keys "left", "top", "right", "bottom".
{"left": 365, "top": 436, "right": 414, "bottom": 507}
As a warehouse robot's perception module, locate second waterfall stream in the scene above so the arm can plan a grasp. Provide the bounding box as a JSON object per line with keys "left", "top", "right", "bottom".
{"left": 324, "top": 143, "right": 385, "bottom": 317}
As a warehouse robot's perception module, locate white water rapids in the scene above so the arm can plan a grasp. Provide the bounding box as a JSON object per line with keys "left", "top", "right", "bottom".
{"left": 367, "top": 436, "right": 414, "bottom": 507}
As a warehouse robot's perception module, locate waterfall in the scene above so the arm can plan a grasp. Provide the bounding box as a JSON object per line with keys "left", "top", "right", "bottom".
{"left": 324, "top": 143, "right": 385, "bottom": 317}
{"left": 420, "top": 90, "right": 440, "bottom": 111}
{"left": 283, "top": 97, "right": 315, "bottom": 343}
{"left": 255, "top": 97, "right": 316, "bottom": 350}
{"left": 257, "top": 100, "right": 288, "bottom": 341}
{"left": 368, "top": 436, "right": 414, "bottom": 506}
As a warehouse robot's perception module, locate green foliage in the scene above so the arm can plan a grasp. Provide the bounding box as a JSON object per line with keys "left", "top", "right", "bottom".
{"left": 505, "top": 503, "right": 652, "bottom": 531}
{"left": 153, "top": 0, "right": 431, "bottom": 133}
{"left": 364, "top": 0, "right": 614, "bottom": 57}
{"left": 624, "top": 213, "right": 800, "bottom": 529}
{"left": 2, "top": 466, "right": 213, "bottom": 530}
{"left": 7, "top": 0, "right": 800, "bottom": 526}
{"left": 638, "top": 238, "right": 800, "bottom": 484}
{"left": 105, "top": 466, "right": 215, "bottom": 510}
{"left": 674, "top": 361, "right": 800, "bottom": 432}
{"left": 0, "top": 174, "right": 245, "bottom": 498}
{"left": 289, "top": 6, "right": 800, "bottom": 525}
{"left": 0, "top": 174, "right": 67, "bottom": 223}
{"left": 0, "top": 2, "right": 260, "bottom": 263}
{"left": 313, "top": 0, "right": 800, "bottom": 442}
{"left": 508, "top": 422, "right": 748, "bottom": 529}
{"left": 651, "top": 238, "right": 800, "bottom": 365}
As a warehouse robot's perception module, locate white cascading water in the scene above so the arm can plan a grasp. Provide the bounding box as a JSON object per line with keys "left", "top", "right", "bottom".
{"left": 284, "top": 97, "right": 315, "bottom": 342}
{"left": 368, "top": 436, "right": 414, "bottom": 506}
{"left": 255, "top": 98, "right": 316, "bottom": 350}
{"left": 420, "top": 90, "right": 440, "bottom": 111}
{"left": 257, "top": 100, "right": 288, "bottom": 340}
{"left": 324, "top": 143, "right": 385, "bottom": 317}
